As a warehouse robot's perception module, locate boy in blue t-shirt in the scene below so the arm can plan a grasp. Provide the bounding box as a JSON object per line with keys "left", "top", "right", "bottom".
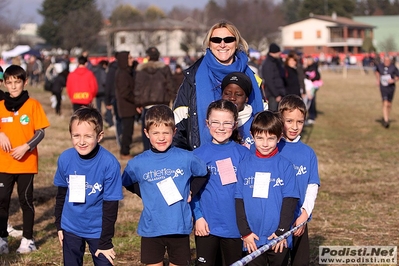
{"left": 278, "top": 94, "right": 320, "bottom": 266}
{"left": 54, "top": 106, "right": 123, "bottom": 266}
{"left": 235, "top": 110, "right": 299, "bottom": 266}
{"left": 122, "top": 105, "right": 208, "bottom": 266}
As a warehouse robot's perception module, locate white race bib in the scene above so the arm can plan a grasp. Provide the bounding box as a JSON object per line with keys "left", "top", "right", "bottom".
{"left": 68, "top": 174, "right": 86, "bottom": 203}
{"left": 252, "top": 172, "right": 271, "bottom": 198}
{"left": 157, "top": 177, "right": 183, "bottom": 206}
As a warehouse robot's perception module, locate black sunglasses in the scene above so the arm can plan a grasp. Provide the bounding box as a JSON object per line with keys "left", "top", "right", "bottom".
{"left": 210, "top": 36, "right": 236, "bottom": 44}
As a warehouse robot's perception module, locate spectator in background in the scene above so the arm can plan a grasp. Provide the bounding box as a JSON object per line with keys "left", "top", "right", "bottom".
{"left": 134, "top": 46, "right": 174, "bottom": 150}
{"left": 105, "top": 53, "right": 122, "bottom": 147}
{"left": 93, "top": 60, "right": 113, "bottom": 128}
{"left": 284, "top": 52, "right": 301, "bottom": 97}
{"left": 304, "top": 56, "right": 322, "bottom": 125}
{"left": 66, "top": 56, "right": 98, "bottom": 112}
{"left": 172, "top": 64, "right": 184, "bottom": 99}
{"left": 261, "top": 43, "right": 285, "bottom": 111}
{"left": 26, "top": 56, "right": 42, "bottom": 87}
{"left": 51, "top": 63, "right": 68, "bottom": 116}
{"left": 81, "top": 50, "right": 94, "bottom": 72}
{"left": 375, "top": 55, "right": 399, "bottom": 128}
{"left": 115, "top": 51, "right": 137, "bottom": 159}
{"left": 330, "top": 52, "right": 340, "bottom": 72}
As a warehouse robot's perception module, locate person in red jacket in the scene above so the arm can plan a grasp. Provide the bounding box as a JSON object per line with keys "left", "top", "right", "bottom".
{"left": 66, "top": 56, "right": 98, "bottom": 112}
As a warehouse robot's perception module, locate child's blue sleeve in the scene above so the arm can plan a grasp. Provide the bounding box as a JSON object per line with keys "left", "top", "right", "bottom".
{"left": 190, "top": 195, "right": 203, "bottom": 221}
{"left": 190, "top": 154, "right": 208, "bottom": 177}
{"left": 282, "top": 161, "right": 300, "bottom": 199}
{"left": 309, "top": 151, "right": 321, "bottom": 186}
{"left": 122, "top": 163, "right": 137, "bottom": 187}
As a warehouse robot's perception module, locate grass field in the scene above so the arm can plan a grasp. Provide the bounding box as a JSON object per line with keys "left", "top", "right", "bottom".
{"left": 1, "top": 68, "right": 398, "bottom": 265}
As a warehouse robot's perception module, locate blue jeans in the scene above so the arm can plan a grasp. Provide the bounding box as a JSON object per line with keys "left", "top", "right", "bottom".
{"left": 62, "top": 230, "right": 112, "bottom": 266}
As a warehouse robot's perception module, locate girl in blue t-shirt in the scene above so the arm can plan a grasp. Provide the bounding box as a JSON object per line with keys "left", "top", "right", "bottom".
{"left": 191, "top": 99, "right": 251, "bottom": 266}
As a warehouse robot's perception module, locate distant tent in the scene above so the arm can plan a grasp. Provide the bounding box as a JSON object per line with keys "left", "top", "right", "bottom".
{"left": 1, "top": 45, "right": 31, "bottom": 59}
{"left": 249, "top": 48, "right": 261, "bottom": 59}
{"left": 22, "top": 49, "right": 41, "bottom": 58}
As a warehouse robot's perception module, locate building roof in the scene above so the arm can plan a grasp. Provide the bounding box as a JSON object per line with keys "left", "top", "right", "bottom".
{"left": 285, "top": 14, "right": 375, "bottom": 29}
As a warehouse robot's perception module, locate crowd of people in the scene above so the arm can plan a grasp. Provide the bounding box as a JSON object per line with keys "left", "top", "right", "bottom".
{"left": 1, "top": 18, "right": 398, "bottom": 266}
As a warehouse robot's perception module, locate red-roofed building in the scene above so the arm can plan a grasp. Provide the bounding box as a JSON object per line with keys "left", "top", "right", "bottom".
{"left": 281, "top": 13, "right": 375, "bottom": 55}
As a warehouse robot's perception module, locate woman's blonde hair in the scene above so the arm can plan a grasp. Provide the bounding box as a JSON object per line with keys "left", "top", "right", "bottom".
{"left": 202, "top": 20, "right": 249, "bottom": 54}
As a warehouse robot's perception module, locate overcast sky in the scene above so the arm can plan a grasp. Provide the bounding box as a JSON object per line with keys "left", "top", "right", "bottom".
{"left": 3, "top": 0, "right": 210, "bottom": 26}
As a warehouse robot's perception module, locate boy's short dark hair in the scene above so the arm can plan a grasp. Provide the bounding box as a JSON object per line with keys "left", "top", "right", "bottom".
{"left": 69, "top": 105, "right": 103, "bottom": 136}
{"left": 144, "top": 105, "right": 175, "bottom": 131}
{"left": 146, "top": 46, "right": 160, "bottom": 61}
{"left": 3, "top": 65, "right": 27, "bottom": 82}
{"left": 250, "top": 110, "right": 283, "bottom": 138}
{"left": 78, "top": 55, "right": 88, "bottom": 65}
{"left": 278, "top": 94, "right": 307, "bottom": 118}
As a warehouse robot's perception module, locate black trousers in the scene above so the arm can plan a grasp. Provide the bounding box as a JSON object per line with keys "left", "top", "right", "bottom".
{"left": 0, "top": 173, "right": 35, "bottom": 239}
{"left": 120, "top": 116, "right": 135, "bottom": 155}
{"left": 195, "top": 234, "right": 242, "bottom": 266}
{"left": 290, "top": 225, "right": 310, "bottom": 266}
{"left": 247, "top": 246, "right": 289, "bottom": 266}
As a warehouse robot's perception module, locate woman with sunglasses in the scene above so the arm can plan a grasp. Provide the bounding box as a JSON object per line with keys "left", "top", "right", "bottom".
{"left": 173, "top": 20, "right": 264, "bottom": 151}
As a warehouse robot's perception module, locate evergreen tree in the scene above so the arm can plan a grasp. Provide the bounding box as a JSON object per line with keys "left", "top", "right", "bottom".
{"left": 38, "top": 0, "right": 103, "bottom": 49}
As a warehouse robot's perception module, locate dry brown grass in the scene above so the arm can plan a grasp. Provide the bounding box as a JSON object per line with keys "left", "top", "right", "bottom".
{"left": 2, "top": 68, "right": 399, "bottom": 265}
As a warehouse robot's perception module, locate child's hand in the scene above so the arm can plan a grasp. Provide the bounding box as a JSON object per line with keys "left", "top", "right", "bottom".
{"left": 187, "top": 191, "right": 192, "bottom": 203}
{"left": 95, "top": 248, "right": 116, "bottom": 265}
{"left": 294, "top": 209, "right": 308, "bottom": 236}
{"left": 268, "top": 233, "right": 287, "bottom": 253}
{"left": 0, "top": 132, "right": 11, "bottom": 152}
{"left": 194, "top": 217, "right": 210, "bottom": 236}
{"left": 57, "top": 230, "right": 63, "bottom": 246}
{"left": 243, "top": 233, "right": 259, "bottom": 254}
{"left": 11, "top": 143, "right": 30, "bottom": 160}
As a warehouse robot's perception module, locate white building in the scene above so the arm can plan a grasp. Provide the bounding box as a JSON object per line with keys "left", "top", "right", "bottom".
{"left": 112, "top": 18, "right": 207, "bottom": 58}
{"left": 281, "top": 13, "right": 374, "bottom": 55}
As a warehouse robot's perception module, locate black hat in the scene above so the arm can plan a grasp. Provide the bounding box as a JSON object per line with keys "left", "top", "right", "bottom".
{"left": 221, "top": 72, "right": 252, "bottom": 97}
{"left": 146, "top": 47, "right": 160, "bottom": 60}
{"left": 269, "top": 43, "right": 281, "bottom": 53}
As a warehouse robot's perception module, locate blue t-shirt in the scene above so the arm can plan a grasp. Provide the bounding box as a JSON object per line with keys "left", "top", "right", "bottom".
{"left": 278, "top": 139, "right": 320, "bottom": 219}
{"left": 122, "top": 147, "right": 208, "bottom": 237}
{"left": 53, "top": 146, "right": 123, "bottom": 239}
{"left": 235, "top": 153, "right": 299, "bottom": 247}
{"left": 192, "top": 141, "right": 251, "bottom": 238}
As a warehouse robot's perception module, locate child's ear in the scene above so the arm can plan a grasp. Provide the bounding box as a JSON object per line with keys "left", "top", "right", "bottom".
{"left": 97, "top": 131, "right": 104, "bottom": 143}
{"left": 144, "top": 128, "right": 150, "bottom": 139}
{"left": 206, "top": 120, "right": 210, "bottom": 129}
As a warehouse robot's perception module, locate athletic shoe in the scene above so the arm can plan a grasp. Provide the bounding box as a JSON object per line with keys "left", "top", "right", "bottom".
{"left": 7, "top": 224, "right": 23, "bottom": 238}
{"left": 16, "top": 237, "right": 37, "bottom": 254}
{"left": 383, "top": 120, "right": 390, "bottom": 128}
{"left": 0, "top": 237, "right": 9, "bottom": 255}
